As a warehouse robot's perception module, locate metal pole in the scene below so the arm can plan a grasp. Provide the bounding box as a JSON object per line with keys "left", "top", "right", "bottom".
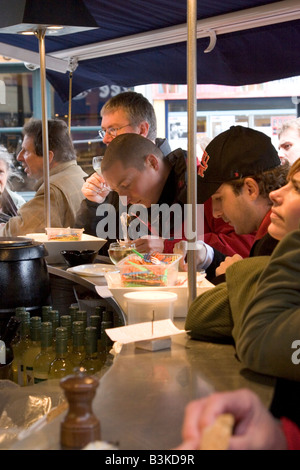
{"left": 35, "top": 28, "right": 51, "bottom": 228}
{"left": 187, "top": 0, "right": 197, "bottom": 306}
{"left": 68, "top": 71, "right": 73, "bottom": 134}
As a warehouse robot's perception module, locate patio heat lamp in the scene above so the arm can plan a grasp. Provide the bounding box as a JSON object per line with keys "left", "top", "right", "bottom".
{"left": 0, "top": 0, "right": 98, "bottom": 227}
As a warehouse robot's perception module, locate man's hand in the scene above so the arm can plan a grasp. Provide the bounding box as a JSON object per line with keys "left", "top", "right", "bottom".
{"left": 132, "top": 236, "right": 164, "bottom": 253}
{"left": 215, "top": 253, "right": 243, "bottom": 276}
{"left": 175, "top": 389, "right": 287, "bottom": 450}
{"left": 173, "top": 240, "right": 209, "bottom": 271}
{"left": 81, "top": 172, "right": 110, "bottom": 203}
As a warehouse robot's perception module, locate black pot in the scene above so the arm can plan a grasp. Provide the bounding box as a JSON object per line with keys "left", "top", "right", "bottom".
{"left": 0, "top": 237, "right": 51, "bottom": 332}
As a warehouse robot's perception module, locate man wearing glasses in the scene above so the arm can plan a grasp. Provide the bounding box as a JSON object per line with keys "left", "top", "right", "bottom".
{"left": 75, "top": 91, "right": 254, "bottom": 259}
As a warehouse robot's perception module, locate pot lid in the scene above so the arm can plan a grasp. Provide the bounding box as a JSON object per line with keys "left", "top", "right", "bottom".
{"left": 0, "top": 237, "right": 34, "bottom": 248}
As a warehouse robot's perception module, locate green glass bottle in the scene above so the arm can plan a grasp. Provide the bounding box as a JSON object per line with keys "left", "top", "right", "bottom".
{"left": 33, "top": 322, "right": 55, "bottom": 383}
{"left": 60, "top": 315, "right": 72, "bottom": 352}
{"left": 12, "top": 311, "right": 31, "bottom": 385}
{"left": 42, "top": 305, "right": 53, "bottom": 322}
{"left": 69, "top": 321, "right": 85, "bottom": 367}
{"left": 23, "top": 316, "right": 42, "bottom": 386}
{"left": 100, "top": 310, "right": 113, "bottom": 355}
{"left": 48, "top": 327, "right": 74, "bottom": 379}
{"left": 75, "top": 310, "right": 87, "bottom": 330}
{"left": 90, "top": 315, "right": 102, "bottom": 352}
{"left": 13, "top": 307, "right": 27, "bottom": 344}
{"left": 15, "top": 306, "right": 27, "bottom": 317}
{"left": 80, "top": 327, "right": 104, "bottom": 375}
{"left": 94, "top": 305, "right": 105, "bottom": 322}
{"left": 49, "top": 309, "right": 60, "bottom": 351}
{"left": 68, "top": 305, "right": 79, "bottom": 324}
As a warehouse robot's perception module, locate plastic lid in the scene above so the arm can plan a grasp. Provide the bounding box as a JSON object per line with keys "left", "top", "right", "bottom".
{"left": 124, "top": 291, "right": 178, "bottom": 304}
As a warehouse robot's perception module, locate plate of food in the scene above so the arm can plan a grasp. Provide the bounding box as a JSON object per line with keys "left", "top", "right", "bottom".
{"left": 67, "top": 264, "right": 119, "bottom": 277}
{"left": 25, "top": 232, "right": 106, "bottom": 264}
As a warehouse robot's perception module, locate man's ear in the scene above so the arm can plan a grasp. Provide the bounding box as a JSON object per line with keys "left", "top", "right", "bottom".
{"left": 145, "top": 153, "right": 159, "bottom": 170}
{"left": 48, "top": 150, "right": 55, "bottom": 167}
{"left": 244, "top": 177, "right": 260, "bottom": 200}
{"left": 139, "top": 120, "right": 150, "bottom": 138}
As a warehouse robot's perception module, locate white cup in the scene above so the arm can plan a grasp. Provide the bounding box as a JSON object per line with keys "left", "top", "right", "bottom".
{"left": 124, "top": 291, "right": 178, "bottom": 325}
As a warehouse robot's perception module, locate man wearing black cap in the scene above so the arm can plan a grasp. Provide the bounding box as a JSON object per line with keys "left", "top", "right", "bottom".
{"left": 177, "top": 125, "right": 289, "bottom": 281}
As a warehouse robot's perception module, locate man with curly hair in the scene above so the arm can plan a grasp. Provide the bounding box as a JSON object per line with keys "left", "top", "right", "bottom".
{"left": 176, "top": 126, "right": 289, "bottom": 282}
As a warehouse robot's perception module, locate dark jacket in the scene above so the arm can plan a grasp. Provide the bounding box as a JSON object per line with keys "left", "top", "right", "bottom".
{"left": 75, "top": 140, "right": 255, "bottom": 259}
{"left": 75, "top": 143, "right": 189, "bottom": 255}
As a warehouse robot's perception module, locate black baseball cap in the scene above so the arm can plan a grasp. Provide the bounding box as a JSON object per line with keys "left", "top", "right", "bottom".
{"left": 197, "top": 125, "right": 281, "bottom": 203}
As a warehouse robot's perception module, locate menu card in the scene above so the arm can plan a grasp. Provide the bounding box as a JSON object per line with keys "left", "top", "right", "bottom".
{"left": 105, "top": 319, "right": 186, "bottom": 345}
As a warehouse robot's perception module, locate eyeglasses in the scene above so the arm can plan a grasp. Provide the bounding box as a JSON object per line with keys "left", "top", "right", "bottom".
{"left": 98, "top": 124, "right": 131, "bottom": 139}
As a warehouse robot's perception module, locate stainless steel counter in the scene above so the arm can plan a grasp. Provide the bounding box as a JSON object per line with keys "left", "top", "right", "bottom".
{"left": 47, "top": 261, "right": 127, "bottom": 325}
{"left": 4, "top": 262, "right": 275, "bottom": 450}
{"left": 10, "top": 323, "right": 275, "bottom": 450}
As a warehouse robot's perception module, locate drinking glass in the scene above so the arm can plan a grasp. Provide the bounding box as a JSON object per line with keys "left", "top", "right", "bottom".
{"left": 108, "top": 242, "right": 135, "bottom": 265}
{"left": 92, "top": 156, "right": 110, "bottom": 191}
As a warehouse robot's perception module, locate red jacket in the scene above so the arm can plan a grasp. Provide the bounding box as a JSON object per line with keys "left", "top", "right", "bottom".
{"left": 203, "top": 198, "right": 255, "bottom": 257}
{"left": 164, "top": 198, "right": 254, "bottom": 257}
{"left": 281, "top": 418, "right": 300, "bottom": 450}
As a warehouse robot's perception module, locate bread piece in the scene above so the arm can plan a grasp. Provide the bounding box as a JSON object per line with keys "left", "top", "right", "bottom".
{"left": 199, "top": 413, "right": 234, "bottom": 450}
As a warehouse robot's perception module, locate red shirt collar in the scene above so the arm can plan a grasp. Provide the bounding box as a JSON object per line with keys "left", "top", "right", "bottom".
{"left": 255, "top": 209, "right": 271, "bottom": 241}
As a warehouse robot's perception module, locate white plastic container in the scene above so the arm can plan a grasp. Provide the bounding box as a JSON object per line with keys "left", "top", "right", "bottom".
{"left": 105, "top": 271, "right": 214, "bottom": 318}
{"left": 124, "top": 291, "right": 178, "bottom": 325}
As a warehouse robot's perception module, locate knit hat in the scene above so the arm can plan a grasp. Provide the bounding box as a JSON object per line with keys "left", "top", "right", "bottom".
{"left": 197, "top": 126, "right": 281, "bottom": 203}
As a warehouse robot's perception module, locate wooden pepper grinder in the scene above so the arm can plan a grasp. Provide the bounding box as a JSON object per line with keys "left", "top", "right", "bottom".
{"left": 60, "top": 369, "right": 101, "bottom": 450}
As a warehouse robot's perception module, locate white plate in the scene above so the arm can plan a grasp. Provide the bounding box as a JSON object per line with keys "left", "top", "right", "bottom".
{"left": 67, "top": 264, "right": 119, "bottom": 277}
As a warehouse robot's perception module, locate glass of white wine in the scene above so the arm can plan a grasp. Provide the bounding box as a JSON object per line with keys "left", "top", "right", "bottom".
{"left": 108, "top": 242, "right": 135, "bottom": 265}
{"left": 92, "top": 156, "right": 110, "bottom": 191}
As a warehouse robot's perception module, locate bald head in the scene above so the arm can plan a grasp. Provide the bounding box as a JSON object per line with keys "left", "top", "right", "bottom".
{"left": 101, "top": 133, "right": 164, "bottom": 172}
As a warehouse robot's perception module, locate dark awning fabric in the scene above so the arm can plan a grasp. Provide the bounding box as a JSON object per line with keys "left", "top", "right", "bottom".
{"left": 0, "top": 0, "right": 299, "bottom": 101}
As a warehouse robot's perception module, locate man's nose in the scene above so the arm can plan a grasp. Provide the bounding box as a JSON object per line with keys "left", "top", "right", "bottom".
{"left": 17, "top": 149, "right": 24, "bottom": 161}
{"left": 212, "top": 203, "right": 223, "bottom": 218}
{"left": 103, "top": 133, "right": 114, "bottom": 145}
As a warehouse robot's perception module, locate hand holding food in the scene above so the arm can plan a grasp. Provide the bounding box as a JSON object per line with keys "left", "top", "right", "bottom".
{"left": 176, "top": 389, "right": 288, "bottom": 450}
{"left": 82, "top": 172, "right": 110, "bottom": 203}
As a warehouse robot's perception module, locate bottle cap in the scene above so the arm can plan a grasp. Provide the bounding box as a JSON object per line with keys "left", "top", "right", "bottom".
{"left": 85, "top": 327, "right": 98, "bottom": 354}
{"left": 41, "top": 322, "right": 53, "bottom": 347}
{"left": 30, "top": 316, "right": 42, "bottom": 341}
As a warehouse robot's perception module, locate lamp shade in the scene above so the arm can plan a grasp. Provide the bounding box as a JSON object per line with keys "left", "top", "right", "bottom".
{"left": 0, "top": 0, "right": 98, "bottom": 34}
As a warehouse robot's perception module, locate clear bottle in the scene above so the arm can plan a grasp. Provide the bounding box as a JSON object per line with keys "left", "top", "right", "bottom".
{"left": 0, "top": 316, "right": 21, "bottom": 367}
{"left": 60, "top": 315, "right": 72, "bottom": 352}
{"left": 12, "top": 312, "right": 31, "bottom": 385}
{"left": 69, "top": 321, "right": 85, "bottom": 367}
{"left": 23, "top": 316, "right": 42, "bottom": 386}
{"left": 33, "top": 322, "right": 55, "bottom": 384}
{"left": 49, "top": 327, "right": 74, "bottom": 379}
{"left": 80, "top": 327, "right": 104, "bottom": 375}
